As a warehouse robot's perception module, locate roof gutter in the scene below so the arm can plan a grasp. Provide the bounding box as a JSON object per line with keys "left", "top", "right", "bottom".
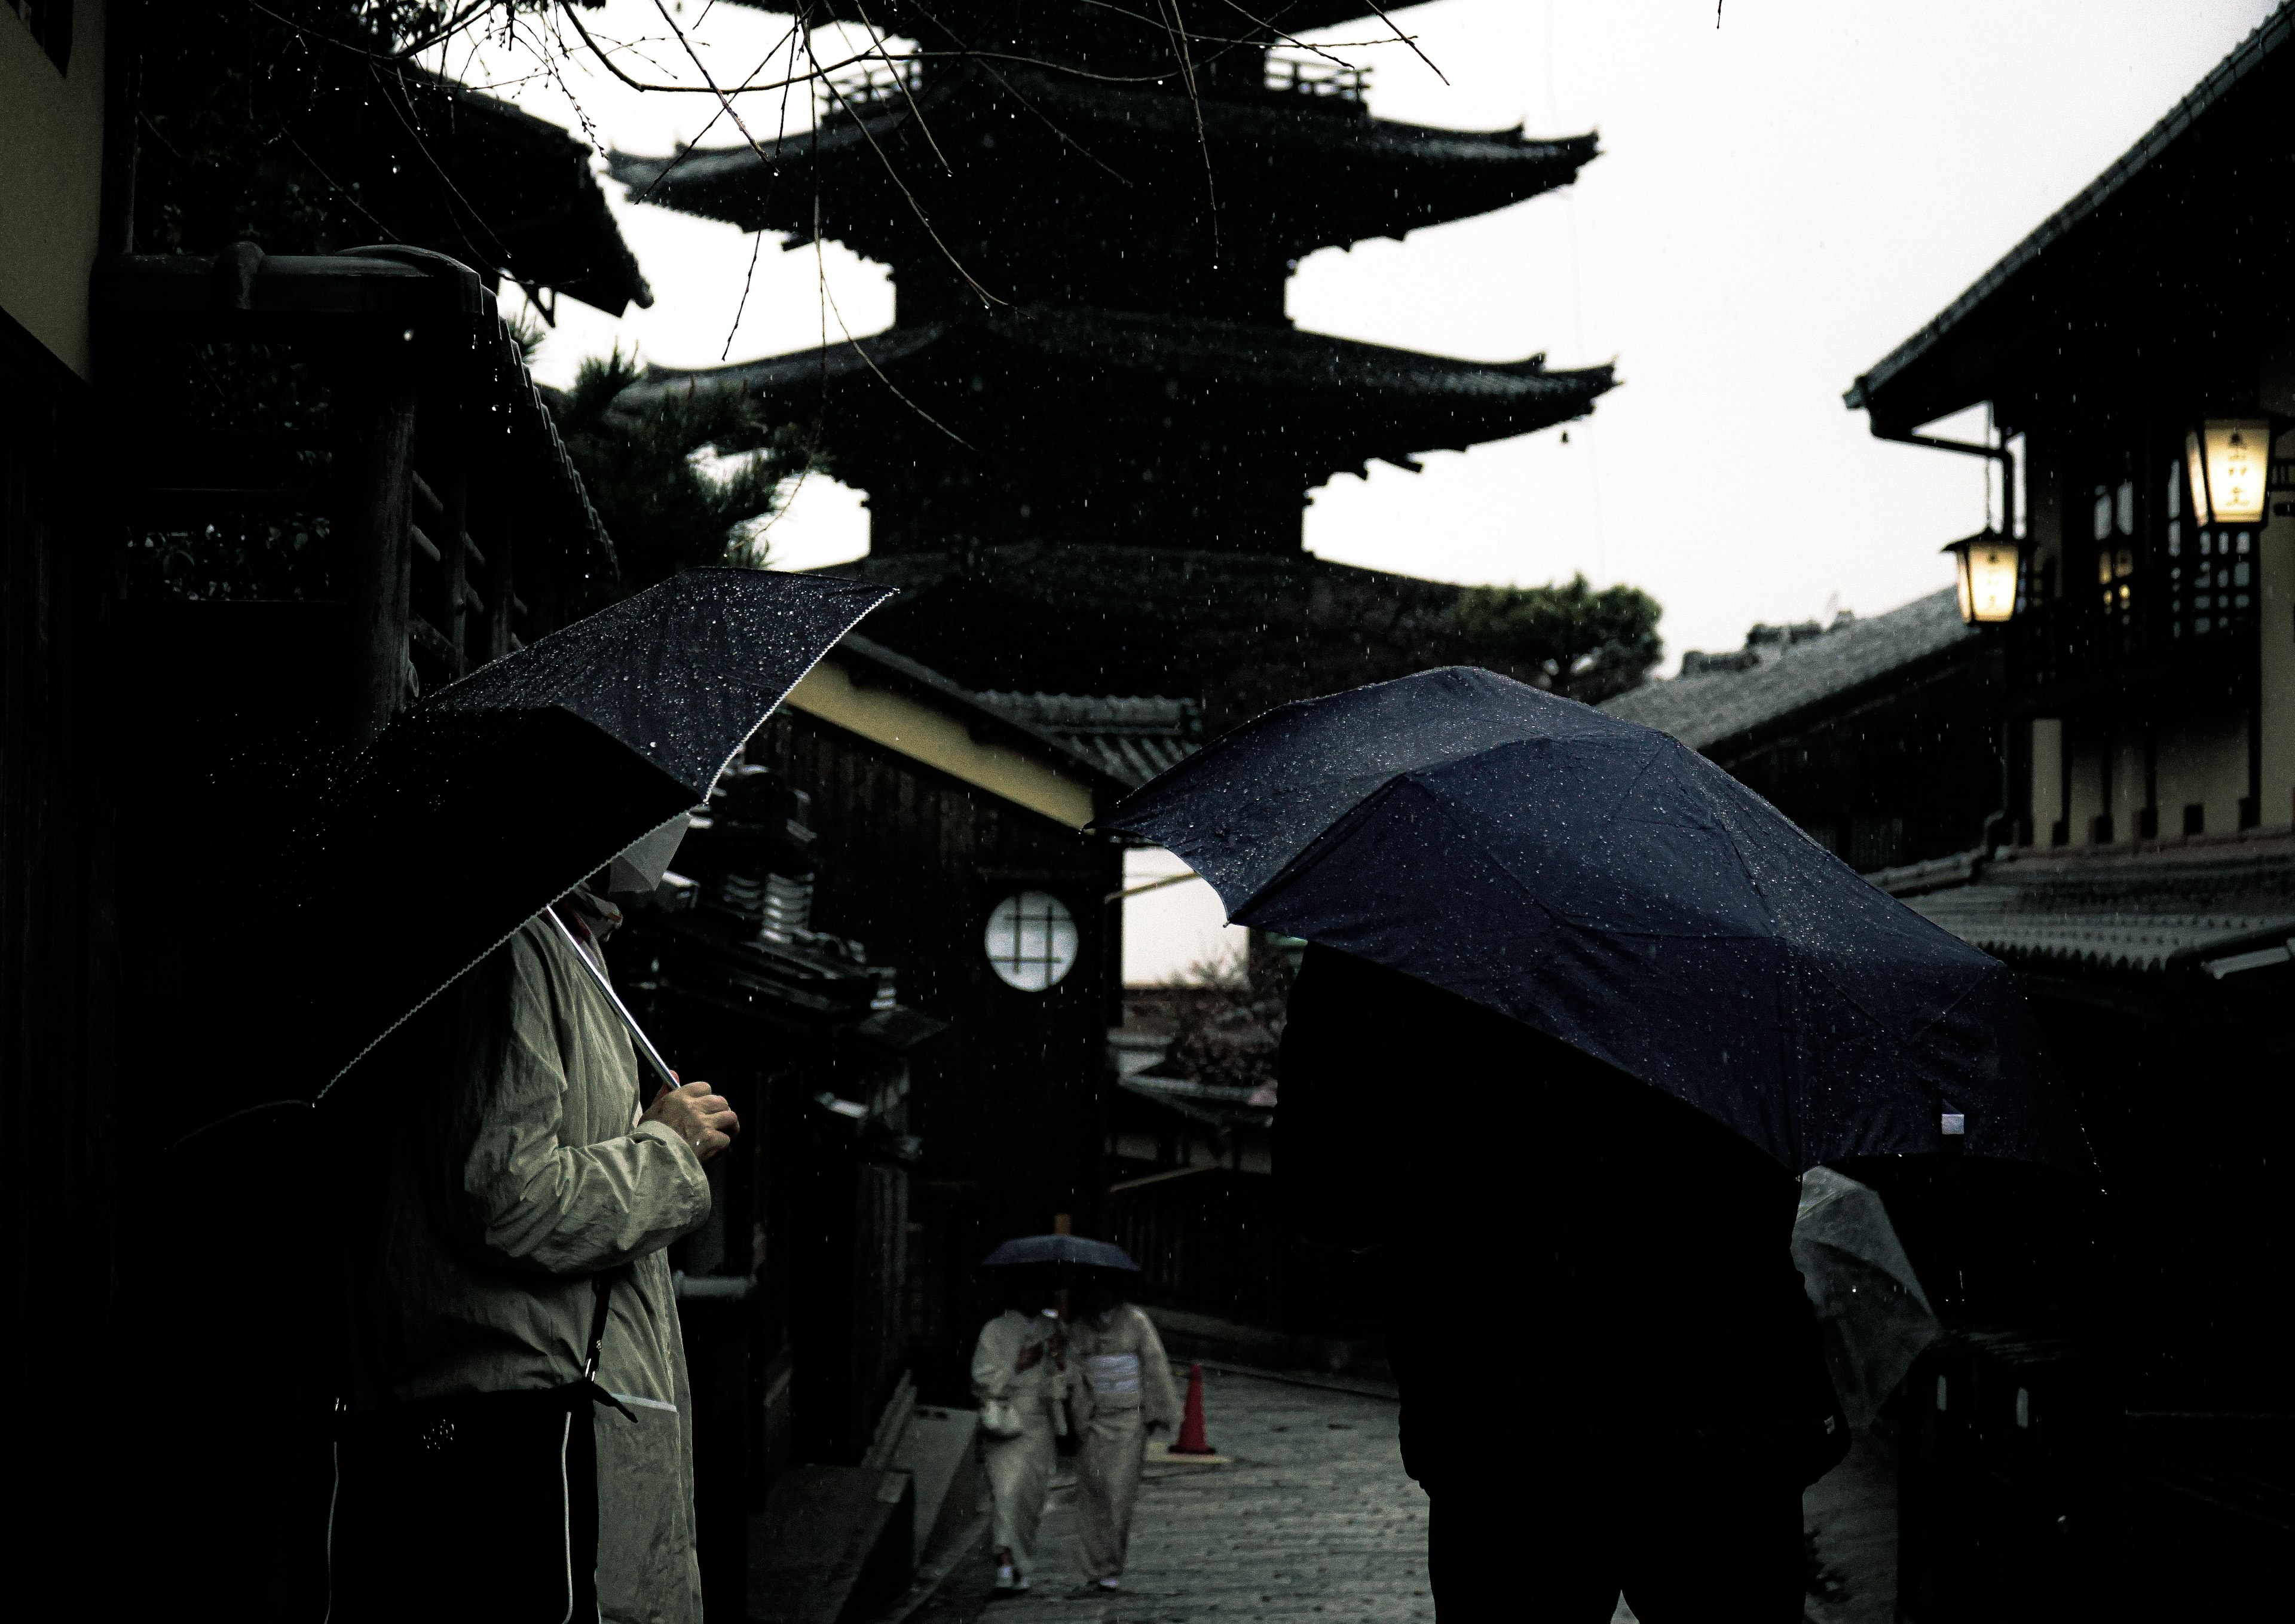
{"left": 1868, "top": 424, "right": 2016, "bottom": 540}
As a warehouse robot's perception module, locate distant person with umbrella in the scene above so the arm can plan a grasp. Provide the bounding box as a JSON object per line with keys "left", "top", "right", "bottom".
{"left": 1097, "top": 667, "right": 2087, "bottom": 1621}
{"left": 970, "top": 1246, "right": 1073, "bottom": 1595}
{"left": 311, "top": 571, "right": 892, "bottom": 1624}
{"left": 1063, "top": 1265, "right": 1180, "bottom": 1595}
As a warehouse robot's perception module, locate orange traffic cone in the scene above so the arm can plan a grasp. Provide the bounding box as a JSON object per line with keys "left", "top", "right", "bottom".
{"left": 1170, "top": 1362, "right": 1215, "bottom": 1454}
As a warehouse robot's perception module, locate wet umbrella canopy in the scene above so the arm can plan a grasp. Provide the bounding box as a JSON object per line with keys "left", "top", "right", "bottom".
{"left": 1098, "top": 667, "right": 2085, "bottom": 1172}
{"left": 297, "top": 568, "right": 892, "bottom": 1093}
{"left": 1794, "top": 1168, "right": 1940, "bottom": 1429}
{"left": 981, "top": 1235, "right": 1141, "bottom": 1272}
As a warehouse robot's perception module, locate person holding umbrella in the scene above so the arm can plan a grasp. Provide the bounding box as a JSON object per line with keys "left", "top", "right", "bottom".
{"left": 1063, "top": 1267, "right": 1181, "bottom": 1595}
{"left": 969, "top": 1260, "right": 1069, "bottom": 1595}
{"left": 1096, "top": 666, "right": 2088, "bottom": 1620}
{"left": 311, "top": 569, "right": 893, "bottom": 1624}
{"left": 335, "top": 848, "right": 739, "bottom": 1622}
{"left": 1280, "top": 945, "right": 1839, "bottom": 1617}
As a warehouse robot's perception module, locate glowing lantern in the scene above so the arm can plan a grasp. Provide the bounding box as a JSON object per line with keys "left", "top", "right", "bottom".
{"left": 2186, "top": 430, "right": 2213, "bottom": 525}
{"left": 1944, "top": 530, "right": 2020, "bottom": 625}
{"left": 2199, "top": 419, "right": 2272, "bottom": 525}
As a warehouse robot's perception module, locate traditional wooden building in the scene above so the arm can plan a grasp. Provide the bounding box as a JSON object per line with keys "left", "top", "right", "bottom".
{"left": 1603, "top": 590, "right": 2002, "bottom": 873}
{"left": 1846, "top": 8, "right": 2295, "bottom": 1611}
{"left": 749, "top": 633, "right": 1136, "bottom": 1405}
{"left": 611, "top": 758, "right": 955, "bottom": 1618}
{"left": 608, "top": 1, "right": 1610, "bottom": 701}
{"left": 0, "top": 9, "right": 683, "bottom": 1606}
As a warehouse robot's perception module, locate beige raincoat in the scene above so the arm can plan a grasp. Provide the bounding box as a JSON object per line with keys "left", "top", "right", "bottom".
{"left": 343, "top": 910, "right": 713, "bottom": 1624}
{"left": 1065, "top": 1304, "right": 1182, "bottom": 1580}
{"left": 970, "top": 1309, "right": 1068, "bottom": 1574}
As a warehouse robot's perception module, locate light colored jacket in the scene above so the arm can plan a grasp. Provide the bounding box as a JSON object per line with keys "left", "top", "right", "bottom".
{"left": 1065, "top": 1304, "right": 1181, "bottom": 1430}
{"left": 345, "top": 912, "right": 712, "bottom": 1624}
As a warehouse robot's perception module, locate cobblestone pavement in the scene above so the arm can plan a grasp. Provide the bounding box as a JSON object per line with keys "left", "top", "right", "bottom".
{"left": 909, "top": 1367, "right": 1874, "bottom": 1624}
{"left": 918, "top": 1369, "right": 1436, "bottom": 1624}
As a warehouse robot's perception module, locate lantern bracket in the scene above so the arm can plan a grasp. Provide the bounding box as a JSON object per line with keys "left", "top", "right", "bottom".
{"left": 1871, "top": 422, "right": 2018, "bottom": 538}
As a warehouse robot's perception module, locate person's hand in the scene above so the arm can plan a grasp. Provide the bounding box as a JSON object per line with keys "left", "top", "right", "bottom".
{"left": 643, "top": 1080, "right": 739, "bottom": 1162}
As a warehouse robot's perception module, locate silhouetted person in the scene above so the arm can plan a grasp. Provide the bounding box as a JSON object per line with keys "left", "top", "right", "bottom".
{"left": 1064, "top": 1279, "right": 1181, "bottom": 1593}
{"left": 1278, "top": 945, "right": 1844, "bottom": 1622}
{"left": 971, "top": 1279, "right": 1068, "bottom": 1593}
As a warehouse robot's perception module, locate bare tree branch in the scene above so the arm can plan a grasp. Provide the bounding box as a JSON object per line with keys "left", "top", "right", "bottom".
{"left": 1156, "top": 0, "right": 1220, "bottom": 263}
{"left": 851, "top": 0, "right": 954, "bottom": 174}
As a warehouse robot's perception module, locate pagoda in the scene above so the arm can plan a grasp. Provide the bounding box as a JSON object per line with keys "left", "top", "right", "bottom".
{"left": 611, "top": 1, "right": 1611, "bottom": 701}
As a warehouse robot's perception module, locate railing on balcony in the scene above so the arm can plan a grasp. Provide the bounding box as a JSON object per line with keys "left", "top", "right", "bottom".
{"left": 815, "top": 54, "right": 923, "bottom": 122}
{"left": 2008, "top": 523, "right": 2259, "bottom": 715}
{"left": 813, "top": 47, "right": 1363, "bottom": 121}
{"left": 1264, "top": 49, "right": 1369, "bottom": 104}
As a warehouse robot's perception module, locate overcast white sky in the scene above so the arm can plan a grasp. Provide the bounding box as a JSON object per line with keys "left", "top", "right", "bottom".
{"left": 449, "top": 0, "right": 2279, "bottom": 979}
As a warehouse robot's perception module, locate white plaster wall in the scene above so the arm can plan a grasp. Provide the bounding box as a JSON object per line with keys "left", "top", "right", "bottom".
{"left": 2156, "top": 713, "right": 2251, "bottom": 837}
{"left": 2029, "top": 716, "right": 2064, "bottom": 841}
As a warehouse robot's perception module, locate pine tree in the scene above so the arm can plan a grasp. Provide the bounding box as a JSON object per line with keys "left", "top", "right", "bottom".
{"left": 547, "top": 351, "right": 818, "bottom": 593}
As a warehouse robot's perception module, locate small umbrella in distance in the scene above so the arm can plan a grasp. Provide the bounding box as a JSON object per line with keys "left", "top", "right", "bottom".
{"left": 1794, "top": 1168, "right": 1940, "bottom": 1428}
{"left": 1096, "top": 666, "right": 2086, "bottom": 1173}
{"left": 982, "top": 1235, "right": 1140, "bottom": 1272}
{"left": 296, "top": 567, "right": 892, "bottom": 1095}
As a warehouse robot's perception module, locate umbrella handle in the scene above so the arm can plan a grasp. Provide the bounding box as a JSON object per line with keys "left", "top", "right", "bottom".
{"left": 544, "top": 904, "right": 683, "bottom": 1095}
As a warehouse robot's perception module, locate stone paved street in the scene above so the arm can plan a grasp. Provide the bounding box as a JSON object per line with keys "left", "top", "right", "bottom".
{"left": 905, "top": 1366, "right": 1882, "bottom": 1624}
{"left": 916, "top": 1369, "right": 1436, "bottom": 1624}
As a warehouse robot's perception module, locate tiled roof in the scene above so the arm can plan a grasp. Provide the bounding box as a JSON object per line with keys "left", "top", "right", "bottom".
{"left": 1600, "top": 589, "right": 1974, "bottom": 754}
{"left": 779, "top": 2, "right": 1427, "bottom": 30}
{"left": 827, "top": 635, "right": 1136, "bottom": 792}
{"left": 1884, "top": 844, "right": 2295, "bottom": 977}
{"left": 977, "top": 693, "right": 1202, "bottom": 790}
{"left": 821, "top": 541, "right": 1470, "bottom": 703}
{"left": 1116, "top": 1071, "right": 1275, "bottom": 1132}
{"left": 622, "top": 306, "right": 1611, "bottom": 417}
{"left": 1846, "top": 3, "right": 2294, "bottom": 422}
{"left": 396, "top": 68, "right": 655, "bottom": 317}
{"left": 607, "top": 68, "right": 1592, "bottom": 249}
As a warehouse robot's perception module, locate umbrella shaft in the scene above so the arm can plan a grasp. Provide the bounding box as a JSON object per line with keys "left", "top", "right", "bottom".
{"left": 544, "top": 905, "right": 682, "bottom": 1093}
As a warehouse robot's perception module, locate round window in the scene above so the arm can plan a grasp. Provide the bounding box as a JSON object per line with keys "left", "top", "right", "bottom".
{"left": 983, "top": 891, "right": 1079, "bottom": 991}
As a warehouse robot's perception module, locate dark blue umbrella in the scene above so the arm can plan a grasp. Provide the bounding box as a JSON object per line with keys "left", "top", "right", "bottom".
{"left": 1096, "top": 667, "right": 2085, "bottom": 1172}
{"left": 981, "top": 1235, "right": 1141, "bottom": 1271}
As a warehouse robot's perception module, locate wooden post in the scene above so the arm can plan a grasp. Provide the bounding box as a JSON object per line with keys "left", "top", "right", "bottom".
{"left": 339, "top": 350, "right": 418, "bottom": 743}
{"left": 442, "top": 462, "right": 471, "bottom": 679}
{"left": 488, "top": 511, "right": 517, "bottom": 660}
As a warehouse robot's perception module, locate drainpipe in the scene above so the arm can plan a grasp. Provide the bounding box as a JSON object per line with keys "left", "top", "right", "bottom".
{"left": 1869, "top": 424, "right": 2017, "bottom": 538}
{"left": 1871, "top": 421, "right": 2020, "bottom": 852}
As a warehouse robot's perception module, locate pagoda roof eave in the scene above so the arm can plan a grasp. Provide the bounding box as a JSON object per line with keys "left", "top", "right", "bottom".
{"left": 618, "top": 307, "right": 1612, "bottom": 464}
{"left": 607, "top": 70, "right": 1593, "bottom": 247}
{"left": 735, "top": 0, "right": 1434, "bottom": 31}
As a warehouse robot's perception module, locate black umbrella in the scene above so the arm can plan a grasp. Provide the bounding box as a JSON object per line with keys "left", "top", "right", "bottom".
{"left": 1097, "top": 667, "right": 2084, "bottom": 1172}
{"left": 981, "top": 1235, "right": 1141, "bottom": 1271}
{"left": 299, "top": 568, "right": 892, "bottom": 1094}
